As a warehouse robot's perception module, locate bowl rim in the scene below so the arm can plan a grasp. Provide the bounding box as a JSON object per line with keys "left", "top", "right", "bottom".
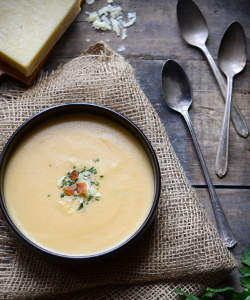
{"left": 0, "top": 103, "right": 161, "bottom": 262}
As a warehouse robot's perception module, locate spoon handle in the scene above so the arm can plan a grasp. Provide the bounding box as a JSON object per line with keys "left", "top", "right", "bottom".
{"left": 182, "top": 110, "right": 236, "bottom": 248}
{"left": 215, "top": 77, "right": 233, "bottom": 178}
{"left": 201, "top": 45, "right": 248, "bottom": 138}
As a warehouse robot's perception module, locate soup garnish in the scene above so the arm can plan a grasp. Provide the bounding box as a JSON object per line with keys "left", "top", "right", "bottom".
{"left": 57, "top": 162, "right": 103, "bottom": 211}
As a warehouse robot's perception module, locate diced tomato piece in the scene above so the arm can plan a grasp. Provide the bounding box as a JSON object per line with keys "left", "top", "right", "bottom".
{"left": 70, "top": 170, "right": 78, "bottom": 181}
{"left": 76, "top": 182, "right": 87, "bottom": 194}
{"left": 64, "top": 186, "right": 75, "bottom": 196}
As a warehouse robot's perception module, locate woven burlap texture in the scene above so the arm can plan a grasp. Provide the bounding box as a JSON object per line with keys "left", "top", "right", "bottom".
{"left": 0, "top": 43, "right": 236, "bottom": 300}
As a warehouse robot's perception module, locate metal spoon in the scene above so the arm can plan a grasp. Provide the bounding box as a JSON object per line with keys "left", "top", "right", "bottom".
{"left": 215, "top": 22, "right": 247, "bottom": 178}
{"left": 177, "top": 0, "right": 248, "bottom": 138}
{"left": 161, "top": 59, "right": 236, "bottom": 248}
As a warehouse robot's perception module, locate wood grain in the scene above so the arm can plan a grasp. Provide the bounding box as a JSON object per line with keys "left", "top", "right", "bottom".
{"left": 196, "top": 188, "right": 250, "bottom": 290}
{"left": 1, "top": 0, "right": 250, "bottom": 292}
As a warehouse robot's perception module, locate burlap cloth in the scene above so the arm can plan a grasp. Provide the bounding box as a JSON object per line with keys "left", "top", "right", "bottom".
{"left": 0, "top": 43, "right": 236, "bottom": 299}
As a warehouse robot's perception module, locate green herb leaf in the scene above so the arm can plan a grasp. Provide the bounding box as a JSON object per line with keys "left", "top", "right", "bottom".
{"left": 60, "top": 193, "right": 65, "bottom": 198}
{"left": 241, "top": 277, "right": 250, "bottom": 289}
{"left": 200, "top": 292, "right": 215, "bottom": 300}
{"left": 73, "top": 165, "right": 76, "bottom": 169}
{"left": 100, "top": 175, "right": 104, "bottom": 179}
{"left": 95, "top": 181, "right": 99, "bottom": 186}
{"left": 47, "top": 194, "right": 50, "bottom": 197}
{"left": 87, "top": 167, "right": 94, "bottom": 174}
{"left": 207, "top": 287, "right": 235, "bottom": 300}
{"left": 219, "top": 289, "right": 250, "bottom": 300}
{"left": 206, "top": 287, "right": 234, "bottom": 293}
{"left": 49, "top": 164, "right": 52, "bottom": 166}
{"left": 93, "top": 169, "right": 97, "bottom": 174}
{"left": 239, "top": 266, "right": 250, "bottom": 277}
{"left": 93, "top": 158, "right": 99, "bottom": 163}
{"left": 241, "top": 245, "right": 250, "bottom": 267}
{"left": 88, "top": 195, "right": 93, "bottom": 201}
{"left": 77, "top": 203, "right": 83, "bottom": 210}
{"left": 172, "top": 289, "right": 201, "bottom": 300}
{"left": 95, "top": 197, "right": 100, "bottom": 201}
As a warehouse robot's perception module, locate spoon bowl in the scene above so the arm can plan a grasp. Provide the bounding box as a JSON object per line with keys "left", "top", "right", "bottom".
{"left": 177, "top": 0, "right": 208, "bottom": 47}
{"left": 161, "top": 60, "right": 192, "bottom": 113}
{"left": 161, "top": 59, "right": 236, "bottom": 248}
{"left": 218, "top": 22, "right": 247, "bottom": 78}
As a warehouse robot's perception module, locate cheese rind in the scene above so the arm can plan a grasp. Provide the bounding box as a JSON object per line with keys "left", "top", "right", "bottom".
{"left": 0, "top": 0, "right": 81, "bottom": 77}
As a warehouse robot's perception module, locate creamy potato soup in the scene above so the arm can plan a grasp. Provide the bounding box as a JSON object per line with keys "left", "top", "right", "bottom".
{"left": 4, "top": 115, "right": 154, "bottom": 256}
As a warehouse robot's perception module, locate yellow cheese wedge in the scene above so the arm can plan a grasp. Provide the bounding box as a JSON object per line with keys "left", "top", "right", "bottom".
{"left": 0, "top": 0, "right": 81, "bottom": 77}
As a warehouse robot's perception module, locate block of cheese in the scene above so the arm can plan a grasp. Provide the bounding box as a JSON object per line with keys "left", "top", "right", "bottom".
{"left": 0, "top": 0, "right": 81, "bottom": 77}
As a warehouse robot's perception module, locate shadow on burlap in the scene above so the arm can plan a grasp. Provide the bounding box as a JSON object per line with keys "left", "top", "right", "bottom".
{"left": 0, "top": 43, "right": 236, "bottom": 299}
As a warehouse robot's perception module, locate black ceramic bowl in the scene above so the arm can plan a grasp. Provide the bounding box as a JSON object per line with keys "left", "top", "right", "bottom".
{"left": 0, "top": 103, "right": 161, "bottom": 264}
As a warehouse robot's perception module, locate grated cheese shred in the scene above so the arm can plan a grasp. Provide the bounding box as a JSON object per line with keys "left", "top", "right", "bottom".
{"left": 85, "top": 0, "right": 136, "bottom": 43}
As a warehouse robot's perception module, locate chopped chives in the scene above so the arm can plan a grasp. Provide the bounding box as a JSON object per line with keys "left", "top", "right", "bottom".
{"left": 77, "top": 203, "right": 83, "bottom": 210}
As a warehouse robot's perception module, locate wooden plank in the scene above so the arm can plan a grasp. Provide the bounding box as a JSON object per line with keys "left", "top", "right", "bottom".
{"left": 131, "top": 59, "right": 250, "bottom": 186}
{"left": 195, "top": 188, "right": 250, "bottom": 290}
{"left": 53, "top": 0, "right": 250, "bottom": 60}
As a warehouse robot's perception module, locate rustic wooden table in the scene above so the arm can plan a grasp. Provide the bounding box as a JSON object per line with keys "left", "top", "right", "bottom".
{"left": 0, "top": 0, "right": 249, "bottom": 294}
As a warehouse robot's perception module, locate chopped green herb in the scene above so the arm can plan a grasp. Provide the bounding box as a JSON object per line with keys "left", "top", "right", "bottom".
{"left": 77, "top": 203, "right": 83, "bottom": 210}
{"left": 88, "top": 195, "right": 93, "bottom": 201}
{"left": 58, "top": 165, "right": 103, "bottom": 211}
{"left": 49, "top": 164, "right": 52, "bottom": 166}
{"left": 87, "top": 167, "right": 94, "bottom": 173}
{"left": 47, "top": 194, "right": 50, "bottom": 197}
{"left": 93, "top": 158, "right": 99, "bottom": 163}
